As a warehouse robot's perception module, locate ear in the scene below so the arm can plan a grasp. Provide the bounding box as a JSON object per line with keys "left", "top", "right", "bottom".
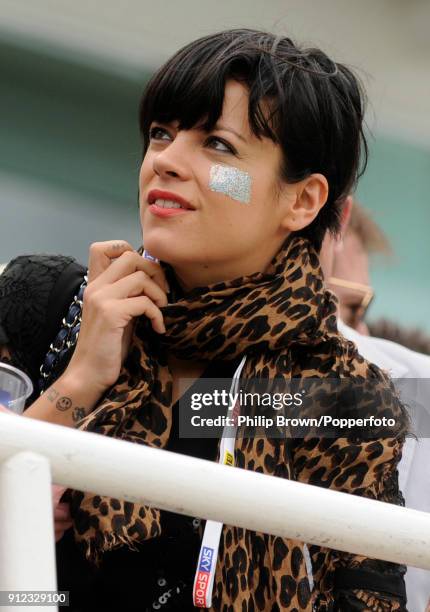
{"left": 280, "top": 173, "right": 329, "bottom": 232}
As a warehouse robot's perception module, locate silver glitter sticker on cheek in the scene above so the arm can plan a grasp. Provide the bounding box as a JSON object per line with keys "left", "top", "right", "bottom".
{"left": 209, "top": 164, "right": 252, "bottom": 204}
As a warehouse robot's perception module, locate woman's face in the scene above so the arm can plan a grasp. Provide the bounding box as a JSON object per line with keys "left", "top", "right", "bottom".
{"left": 139, "top": 80, "right": 298, "bottom": 289}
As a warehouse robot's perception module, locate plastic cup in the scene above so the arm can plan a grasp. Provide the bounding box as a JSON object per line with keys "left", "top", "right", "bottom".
{"left": 0, "top": 362, "right": 33, "bottom": 414}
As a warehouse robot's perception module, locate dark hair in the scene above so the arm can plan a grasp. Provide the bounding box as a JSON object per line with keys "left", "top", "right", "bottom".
{"left": 139, "top": 28, "right": 368, "bottom": 250}
{"left": 368, "top": 319, "right": 430, "bottom": 356}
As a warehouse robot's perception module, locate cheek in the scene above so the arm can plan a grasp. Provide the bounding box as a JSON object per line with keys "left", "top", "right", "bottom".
{"left": 139, "top": 159, "right": 149, "bottom": 187}
{"left": 208, "top": 164, "right": 252, "bottom": 204}
{"left": 138, "top": 159, "right": 153, "bottom": 208}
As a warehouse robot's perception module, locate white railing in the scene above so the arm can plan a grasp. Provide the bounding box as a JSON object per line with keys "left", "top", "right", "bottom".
{"left": 0, "top": 451, "right": 58, "bottom": 611}
{"left": 1, "top": 413, "right": 430, "bottom": 611}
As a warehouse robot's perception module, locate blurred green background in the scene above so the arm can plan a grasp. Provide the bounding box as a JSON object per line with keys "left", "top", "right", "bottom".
{"left": 357, "top": 139, "right": 430, "bottom": 332}
{"left": 1, "top": 0, "right": 429, "bottom": 332}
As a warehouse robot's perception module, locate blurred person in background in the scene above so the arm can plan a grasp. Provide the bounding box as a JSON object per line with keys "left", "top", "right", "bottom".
{"left": 320, "top": 196, "right": 430, "bottom": 612}
{"left": 369, "top": 319, "right": 430, "bottom": 356}
{"left": 327, "top": 200, "right": 391, "bottom": 335}
{"left": 1, "top": 30, "right": 410, "bottom": 611}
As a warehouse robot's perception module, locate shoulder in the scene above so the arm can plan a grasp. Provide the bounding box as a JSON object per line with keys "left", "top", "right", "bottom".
{"left": 339, "top": 319, "right": 430, "bottom": 377}
{"left": 368, "top": 335, "right": 430, "bottom": 376}
{"left": 308, "top": 328, "right": 411, "bottom": 437}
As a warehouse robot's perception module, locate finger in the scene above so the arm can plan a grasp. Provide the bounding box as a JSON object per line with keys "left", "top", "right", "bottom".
{"left": 139, "top": 258, "right": 170, "bottom": 294}
{"left": 120, "top": 296, "right": 166, "bottom": 334}
{"left": 101, "top": 271, "right": 168, "bottom": 308}
{"left": 121, "top": 320, "right": 136, "bottom": 361}
{"left": 51, "top": 484, "right": 67, "bottom": 505}
{"left": 55, "top": 513, "right": 72, "bottom": 524}
{"left": 89, "top": 250, "right": 169, "bottom": 293}
{"left": 54, "top": 505, "right": 71, "bottom": 521}
{"left": 55, "top": 518, "right": 73, "bottom": 529}
{"left": 87, "top": 240, "right": 134, "bottom": 283}
{"left": 55, "top": 501, "right": 70, "bottom": 512}
{"left": 55, "top": 524, "right": 73, "bottom": 541}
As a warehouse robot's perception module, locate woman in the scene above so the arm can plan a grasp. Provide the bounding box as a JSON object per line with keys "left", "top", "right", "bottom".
{"left": 0, "top": 29, "right": 408, "bottom": 611}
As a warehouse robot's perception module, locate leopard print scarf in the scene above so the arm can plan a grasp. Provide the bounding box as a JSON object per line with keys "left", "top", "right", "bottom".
{"left": 71, "top": 235, "right": 331, "bottom": 555}
{"left": 69, "top": 234, "right": 407, "bottom": 610}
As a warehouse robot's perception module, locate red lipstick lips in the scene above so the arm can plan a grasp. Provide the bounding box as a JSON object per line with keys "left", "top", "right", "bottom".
{"left": 147, "top": 190, "right": 195, "bottom": 218}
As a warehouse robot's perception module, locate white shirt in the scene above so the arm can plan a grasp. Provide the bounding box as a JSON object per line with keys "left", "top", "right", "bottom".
{"left": 338, "top": 320, "right": 430, "bottom": 612}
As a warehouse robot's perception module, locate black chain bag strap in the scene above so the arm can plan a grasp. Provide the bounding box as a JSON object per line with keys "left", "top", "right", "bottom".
{"left": 39, "top": 274, "right": 88, "bottom": 393}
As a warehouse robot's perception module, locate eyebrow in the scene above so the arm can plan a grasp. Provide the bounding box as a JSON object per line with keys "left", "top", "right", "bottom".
{"left": 214, "top": 123, "right": 248, "bottom": 143}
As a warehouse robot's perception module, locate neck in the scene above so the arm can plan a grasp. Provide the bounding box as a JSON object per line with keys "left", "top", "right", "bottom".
{"left": 171, "top": 236, "right": 290, "bottom": 292}
{"left": 319, "top": 234, "right": 342, "bottom": 320}
{"left": 319, "top": 233, "right": 335, "bottom": 281}
{"left": 173, "top": 262, "right": 257, "bottom": 293}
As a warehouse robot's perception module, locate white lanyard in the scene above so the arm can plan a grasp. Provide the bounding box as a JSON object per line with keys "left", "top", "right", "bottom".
{"left": 192, "top": 355, "right": 246, "bottom": 609}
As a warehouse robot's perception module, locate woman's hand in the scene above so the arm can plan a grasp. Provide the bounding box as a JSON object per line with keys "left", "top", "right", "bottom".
{"left": 65, "top": 241, "right": 169, "bottom": 396}
{"left": 52, "top": 485, "right": 72, "bottom": 542}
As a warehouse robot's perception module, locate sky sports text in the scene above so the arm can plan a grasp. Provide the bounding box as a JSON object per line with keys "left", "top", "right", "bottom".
{"left": 194, "top": 546, "right": 214, "bottom": 607}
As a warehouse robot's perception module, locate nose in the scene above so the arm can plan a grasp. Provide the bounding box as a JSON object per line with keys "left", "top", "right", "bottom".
{"left": 152, "top": 133, "right": 191, "bottom": 181}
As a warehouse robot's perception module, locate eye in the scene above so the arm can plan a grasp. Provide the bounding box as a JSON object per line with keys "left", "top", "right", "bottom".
{"left": 149, "top": 126, "right": 172, "bottom": 142}
{"left": 205, "top": 136, "right": 236, "bottom": 154}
